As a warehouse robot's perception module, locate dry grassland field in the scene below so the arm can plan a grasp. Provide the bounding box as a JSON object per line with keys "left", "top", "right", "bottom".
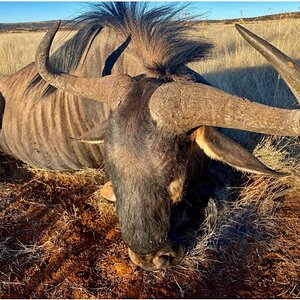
{"left": 0, "top": 17, "right": 300, "bottom": 298}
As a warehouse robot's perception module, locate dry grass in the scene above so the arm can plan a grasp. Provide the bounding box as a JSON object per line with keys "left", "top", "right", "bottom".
{"left": 0, "top": 122, "right": 299, "bottom": 298}
{"left": 176, "top": 136, "right": 300, "bottom": 297}
{"left": 191, "top": 18, "right": 300, "bottom": 108}
{"left": 1, "top": 18, "right": 300, "bottom": 103}
{"left": 192, "top": 137, "right": 299, "bottom": 253}
{"left": 0, "top": 30, "right": 74, "bottom": 76}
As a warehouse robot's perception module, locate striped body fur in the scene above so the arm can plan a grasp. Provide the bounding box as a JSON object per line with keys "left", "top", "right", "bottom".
{"left": 0, "top": 26, "right": 173, "bottom": 170}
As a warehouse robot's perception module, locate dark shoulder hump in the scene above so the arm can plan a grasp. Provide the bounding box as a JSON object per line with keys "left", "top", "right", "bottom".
{"left": 27, "top": 2, "right": 213, "bottom": 96}
{"left": 77, "top": 2, "right": 213, "bottom": 81}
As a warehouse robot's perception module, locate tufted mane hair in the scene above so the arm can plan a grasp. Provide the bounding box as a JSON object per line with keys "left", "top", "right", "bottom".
{"left": 27, "top": 2, "right": 212, "bottom": 95}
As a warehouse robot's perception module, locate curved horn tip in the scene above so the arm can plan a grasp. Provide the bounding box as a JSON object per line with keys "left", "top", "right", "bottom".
{"left": 51, "top": 20, "right": 61, "bottom": 30}
{"left": 234, "top": 21, "right": 300, "bottom": 104}
{"left": 36, "top": 19, "right": 61, "bottom": 59}
{"left": 35, "top": 19, "right": 64, "bottom": 88}
{"left": 235, "top": 23, "right": 242, "bottom": 29}
{"left": 235, "top": 23, "right": 248, "bottom": 35}
{"left": 47, "top": 20, "right": 61, "bottom": 38}
{"left": 43, "top": 20, "right": 61, "bottom": 37}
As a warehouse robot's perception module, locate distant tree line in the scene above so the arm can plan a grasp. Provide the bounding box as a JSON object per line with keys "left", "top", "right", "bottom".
{"left": 1, "top": 11, "right": 300, "bottom": 32}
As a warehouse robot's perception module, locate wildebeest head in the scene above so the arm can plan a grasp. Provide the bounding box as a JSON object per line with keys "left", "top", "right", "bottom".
{"left": 35, "top": 21, "right": 300, "bottom": 270}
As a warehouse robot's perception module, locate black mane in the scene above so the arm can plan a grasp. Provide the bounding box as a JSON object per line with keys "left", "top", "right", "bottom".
{"left": 27, "top": 2, "right": 212, "bottom": 96}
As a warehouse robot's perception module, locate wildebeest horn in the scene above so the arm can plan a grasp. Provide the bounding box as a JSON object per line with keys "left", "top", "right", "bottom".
{"left": 149, "top": 81, "right": 300, "bottom": 136}
{"left": 235, "top": 24, "right": 300, "bottom": 104}
{"left": 36, "top": 21, "right": 133, "bottom": 103}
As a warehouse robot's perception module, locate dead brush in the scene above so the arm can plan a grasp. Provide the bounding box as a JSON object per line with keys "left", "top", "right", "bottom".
{"left": 25, "top": 165, "right": 106, "bottom": 187}
{"left": 0, "top": 237, "right": 14, "bottom": 261}
{"left": 0, "top": 136, "right": 298, "bottom": 299}
{"left": 20, "top": 165, "right": 107, "bottom": 206}
{"left": 178, "top": 136, "right": 299, "bottom": 283}
{"left": 23, "top": 166, "right": 118, "bottom": 222}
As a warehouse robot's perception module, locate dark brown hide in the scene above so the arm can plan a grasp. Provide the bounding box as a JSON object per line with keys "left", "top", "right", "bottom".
{"left": 103, "top": 77, "right": 194, "bottom": 255}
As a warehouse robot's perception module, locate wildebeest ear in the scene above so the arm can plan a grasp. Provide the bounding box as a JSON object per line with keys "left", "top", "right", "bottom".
{"left": 100, "top": 181, "right": 116, "bottom": 202}
{"left": 193, "top": 126, "right": 285, "bottom": 176}
{"left": 69, "top": 120, "right": 108, "bottom": 144}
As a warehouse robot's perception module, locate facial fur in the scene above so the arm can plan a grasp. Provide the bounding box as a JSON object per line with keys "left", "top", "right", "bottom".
{"left": 103, "top": 77, "right": 192, "bottom": 255}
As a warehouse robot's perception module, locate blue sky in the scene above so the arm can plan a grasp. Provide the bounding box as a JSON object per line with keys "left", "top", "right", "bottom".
{"left": 0, "top": 2, "right": 299, "bottom": 23}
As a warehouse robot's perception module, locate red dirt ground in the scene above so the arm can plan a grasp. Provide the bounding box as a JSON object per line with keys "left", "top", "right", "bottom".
{"left": 0, "top": 156, "right": 299, "bottom": 298}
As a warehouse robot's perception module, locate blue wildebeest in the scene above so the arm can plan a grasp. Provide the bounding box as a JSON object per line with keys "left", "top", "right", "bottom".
{"left": 0, "top": 3, "right": 299, "bottom": 270}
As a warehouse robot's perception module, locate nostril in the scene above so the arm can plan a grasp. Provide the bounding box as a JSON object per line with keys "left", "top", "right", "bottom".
{"left": 153, "top": 254, "right": 173, "bottom": 269}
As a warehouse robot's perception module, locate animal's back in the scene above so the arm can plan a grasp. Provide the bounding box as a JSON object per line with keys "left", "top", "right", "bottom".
{"left": 0, "top": 2, "right": 213, "bottom": 170}
{"left": 0, "top": 63, "right": 107, "bottom": 170}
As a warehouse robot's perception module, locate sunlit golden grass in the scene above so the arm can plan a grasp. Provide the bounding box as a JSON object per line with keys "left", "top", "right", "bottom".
{"left": 196, "top": 19, "right": 300, "bottom": 70}
{"left": 191, "top": 18, "right": 300, "bottom": 108}
{"left": 1, "top": 18, "right": 299, "bottom": 107}
{"left": 0, "top": 30, "right": 74, "bottom": 76}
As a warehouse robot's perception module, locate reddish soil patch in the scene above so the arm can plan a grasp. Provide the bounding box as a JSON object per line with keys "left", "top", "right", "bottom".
{"left": 0, "top": 158, "right": 299, "bottom": 298}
